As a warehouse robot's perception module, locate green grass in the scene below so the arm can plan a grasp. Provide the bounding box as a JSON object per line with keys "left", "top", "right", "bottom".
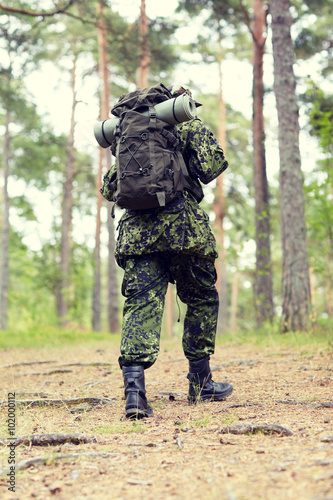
{"left": 0, "top": 326, "right": 122, "bottom": 349}
{"left": 0, "top": 317, "right": 332, "bottom": 351}
{"left": 217, "top": 321, "right": 333, "bottom": 351}
{"left": 94, "top": 421, "right": 146, "bottom": 434}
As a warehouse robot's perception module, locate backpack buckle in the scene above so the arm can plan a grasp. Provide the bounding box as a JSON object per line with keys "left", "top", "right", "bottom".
{"left": 148, "top": 107, "right": 157, "bottom": 118}
{"left": 139, "top": 167, "right": 150, "bottom": 176}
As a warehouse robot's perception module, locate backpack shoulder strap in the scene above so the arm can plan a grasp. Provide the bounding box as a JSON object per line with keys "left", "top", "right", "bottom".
{"left": 148, "top": 106, "right": 166, "bottom": 207}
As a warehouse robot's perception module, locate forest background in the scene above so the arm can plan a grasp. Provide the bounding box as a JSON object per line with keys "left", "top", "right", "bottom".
{"left": 0, "top": 0, "right": 332, "bottom": 339}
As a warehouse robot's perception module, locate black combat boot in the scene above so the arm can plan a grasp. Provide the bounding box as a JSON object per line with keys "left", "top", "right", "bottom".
{"left": 122, "top": 365, "right": 154, "bottom": 419}
{"left": 187, "top": 356, "right": 233, "bottom": 404}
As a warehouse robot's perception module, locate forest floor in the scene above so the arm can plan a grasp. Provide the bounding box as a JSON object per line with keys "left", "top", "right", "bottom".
{"left": 0, "top": 336, "right": 332, "bottom": 500}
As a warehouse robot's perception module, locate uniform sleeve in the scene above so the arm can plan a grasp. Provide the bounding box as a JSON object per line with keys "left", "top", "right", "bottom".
{"left": 100, "top": 162, "right": 117, "bottom": 202}
{"left": 178, "top": 118, "right": 228, "bottom": 185}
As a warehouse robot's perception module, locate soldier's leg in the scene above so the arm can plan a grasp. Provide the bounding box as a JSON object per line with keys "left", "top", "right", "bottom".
{"left": 119, "top": 254, "right": 169, "bottom": 369}
{"left": 170, "top": 254, "right": 219, "bottom": 361}
{"left": 170, "top": 254, "right": 233, "bottom": 403}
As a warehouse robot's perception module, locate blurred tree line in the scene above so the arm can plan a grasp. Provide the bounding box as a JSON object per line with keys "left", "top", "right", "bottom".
{"left": 0, "top": 0, "right": 332, "bottom": 334}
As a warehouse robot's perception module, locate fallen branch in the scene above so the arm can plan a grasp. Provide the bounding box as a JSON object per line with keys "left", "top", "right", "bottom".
{"left": 219, "top": 423, "right": 293, "bottom": 436}
{"left": 0, "top": 360, "right": 55, "bottom": 368}
{"left": 0, "top": 0, "right": 75, "bottom": 18}
{"left": 309, "top": 459, "right": 333, "bottom": 467}
{"left": 127, "top": 478, "right": 153, "bottom": 486}
{"left": 221, "top": 402, "right": 263, "bottom": 411}
{"left": 0, "top": 451, "right": 121, "bottom": 476}
{"left": 15, "top": 392, "right": 61, "bottom": 398}
{"left": 155, "top": 391, "right": 185, "bottom": 398}
{"left": 321, "top": 435, "right": 333, "bottom": 443}
{"left": 276, "top": 400, "right": 333, "bottom": 408}
{"left": 127, "top": 442, "right": 162, "bottom": 448}
{"left": 14, "top": 369, "right": 73, "bottom": 377}
{"left": 0, "top": 433, "right": 97, "bottom": 447}
{"left": 310, "top": 402, "right": 333, "bottom": 408}
{"left": 0, "top": 397, "right": 113, "bottom": 408}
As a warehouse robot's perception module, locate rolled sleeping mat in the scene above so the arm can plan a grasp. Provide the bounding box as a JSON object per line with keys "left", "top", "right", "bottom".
{"left": 142, "top": 94, "right": 197, "bottom": 125}
{"left": 94, "top": 94, "right": 197, "bottom": 148}
{"left": 94, "top": 116, "right": 119, "bottom": 149}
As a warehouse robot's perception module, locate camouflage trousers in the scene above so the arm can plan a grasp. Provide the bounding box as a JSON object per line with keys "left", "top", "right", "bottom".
{"left": 118, "top": 252, "right": 219, "bottom": 369}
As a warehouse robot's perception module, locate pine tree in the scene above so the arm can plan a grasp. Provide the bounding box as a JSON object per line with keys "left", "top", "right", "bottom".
{"left": 270, "top": 0, "right": 312, "bottom": 331}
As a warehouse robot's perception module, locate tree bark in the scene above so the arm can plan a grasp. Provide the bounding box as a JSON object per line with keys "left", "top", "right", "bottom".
{"left": 136, "top": 0, "right": 150, "bottom": 89}
{"left": 0, "top": 109, "right": 11, "bottom": 331}
{"left": 95, "top": 0, "right": 119, "bottom": 333}
{"left": 92, "top": 147, "right": 103, "bottom": 331}
{"left": 213, "top": 35, "right": 228, "bottom": 333}
{"left": 57, "top": 54, "right": 77, "bottom": 326}
{"left": 251, "top": 0, "right": 274, "bottom": 326}
{"left": 92, "top": 1, "right": 107, "bottom": 332}
{"left": 270, "top": 0, "right": 311, "bottom": 331}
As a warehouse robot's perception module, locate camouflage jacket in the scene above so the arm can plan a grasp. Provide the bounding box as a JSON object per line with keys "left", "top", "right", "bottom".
{"left": 111, "top": 118, "right": 228, "bottom": 265}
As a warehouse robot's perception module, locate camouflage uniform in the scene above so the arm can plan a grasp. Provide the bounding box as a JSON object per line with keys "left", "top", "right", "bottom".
{"left": 102, "top": 118, "right": 228, "bottom": 368}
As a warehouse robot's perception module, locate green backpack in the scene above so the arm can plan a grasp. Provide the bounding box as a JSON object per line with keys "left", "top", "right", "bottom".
{"left": 100, "top": 83, "right": 196, "bottom": 211}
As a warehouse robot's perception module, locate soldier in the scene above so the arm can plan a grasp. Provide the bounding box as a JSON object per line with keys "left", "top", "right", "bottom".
{"left": 103, "top": 84, "right": 233, "bottom": 418}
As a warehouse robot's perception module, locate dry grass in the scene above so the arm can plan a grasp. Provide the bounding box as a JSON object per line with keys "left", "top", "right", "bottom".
{"left": 0, "top": 338, "right": 332, "bottom": 499}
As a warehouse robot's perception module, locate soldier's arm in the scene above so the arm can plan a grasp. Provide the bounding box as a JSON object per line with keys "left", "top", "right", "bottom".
{"left": 178, "top": 118, "right": 228, "bottom": 184}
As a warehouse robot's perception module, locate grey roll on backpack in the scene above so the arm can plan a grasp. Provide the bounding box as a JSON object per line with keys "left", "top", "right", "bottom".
{"left": 100, "top": 83, "right": 197, "bottom": 211}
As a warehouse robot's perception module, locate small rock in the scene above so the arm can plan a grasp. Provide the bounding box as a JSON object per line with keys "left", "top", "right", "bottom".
{"left": 321, "top": 435, "right": 333, "bottom": 443}
{"left": 49, "top": 483, "right": 62, "bottom": 494}
{"left": 70, "top": 470, "right": 81, "bottom": 481}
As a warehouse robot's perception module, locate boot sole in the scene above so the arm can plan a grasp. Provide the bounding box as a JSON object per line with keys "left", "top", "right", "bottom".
{"left": 126, "top": 408, "right": 154, "bottom": 419}
{"left": 188, "top": 385, "right": 233, "bottom": 404}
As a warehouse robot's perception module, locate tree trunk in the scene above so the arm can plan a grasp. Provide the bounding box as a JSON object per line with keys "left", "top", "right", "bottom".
{"left": 252, "top": 0, "right": 274, "bottom": 327}
{"left": 270, "top": 0, "right": 311, "bottom": 331}
{"left": 92, "top": 1, "right": 107, "bottom": 332}
{"left": 92, "top": 147, "right": 103, "bottom": 332}
{"left": 213, "top": 36, "right": 228, "bottom": 334}
{"left": 57, "top": 55, "right": 77, "bottom": 326}
{"left": 0, "top": 110, "right": 11, "bottom": 331}
{"left": 136, "top": 0, "right": 150, "bottom": 89}
{"left": 95, "top": 0, "right": 119, "bottom": 333}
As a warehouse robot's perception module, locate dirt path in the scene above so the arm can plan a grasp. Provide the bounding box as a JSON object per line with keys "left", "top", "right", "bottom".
{"left": 0, "top": 341, "right": 332, "bottom": 499}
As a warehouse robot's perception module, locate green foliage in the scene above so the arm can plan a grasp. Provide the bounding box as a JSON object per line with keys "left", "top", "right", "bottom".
{"left": 7, "top": 231, "right": 58, "bottom": 331}
{"left": 10, "top": 195, "right": 37, "bottom": 221}
{"left": 303, "top": 82, "right": 333, "bottom": 318}
{"left": 1, "top": 0, "right": 331, "bottom": 333}
{"left": 218, "top": 320, "right": 333, "bottom": 349}
{"left": 177, "top": 0, "right": 251, "bottom": 62}
{"left": 0, "top": 320, "right": 331, "bottom": 351}
{"left": 149, "top": 19, "right": 180, "bottom": 82}
{"left": 177, "top": 0, "right": 247, "bottom": 26}
{"left": 0, "top": 326, "right": 121, "bottom": 349}
{"left": 307, "top": 85, "right": 333, "bottom": 152}
{"left": 293, "top": 0, "right": 333, "bottom": 77}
